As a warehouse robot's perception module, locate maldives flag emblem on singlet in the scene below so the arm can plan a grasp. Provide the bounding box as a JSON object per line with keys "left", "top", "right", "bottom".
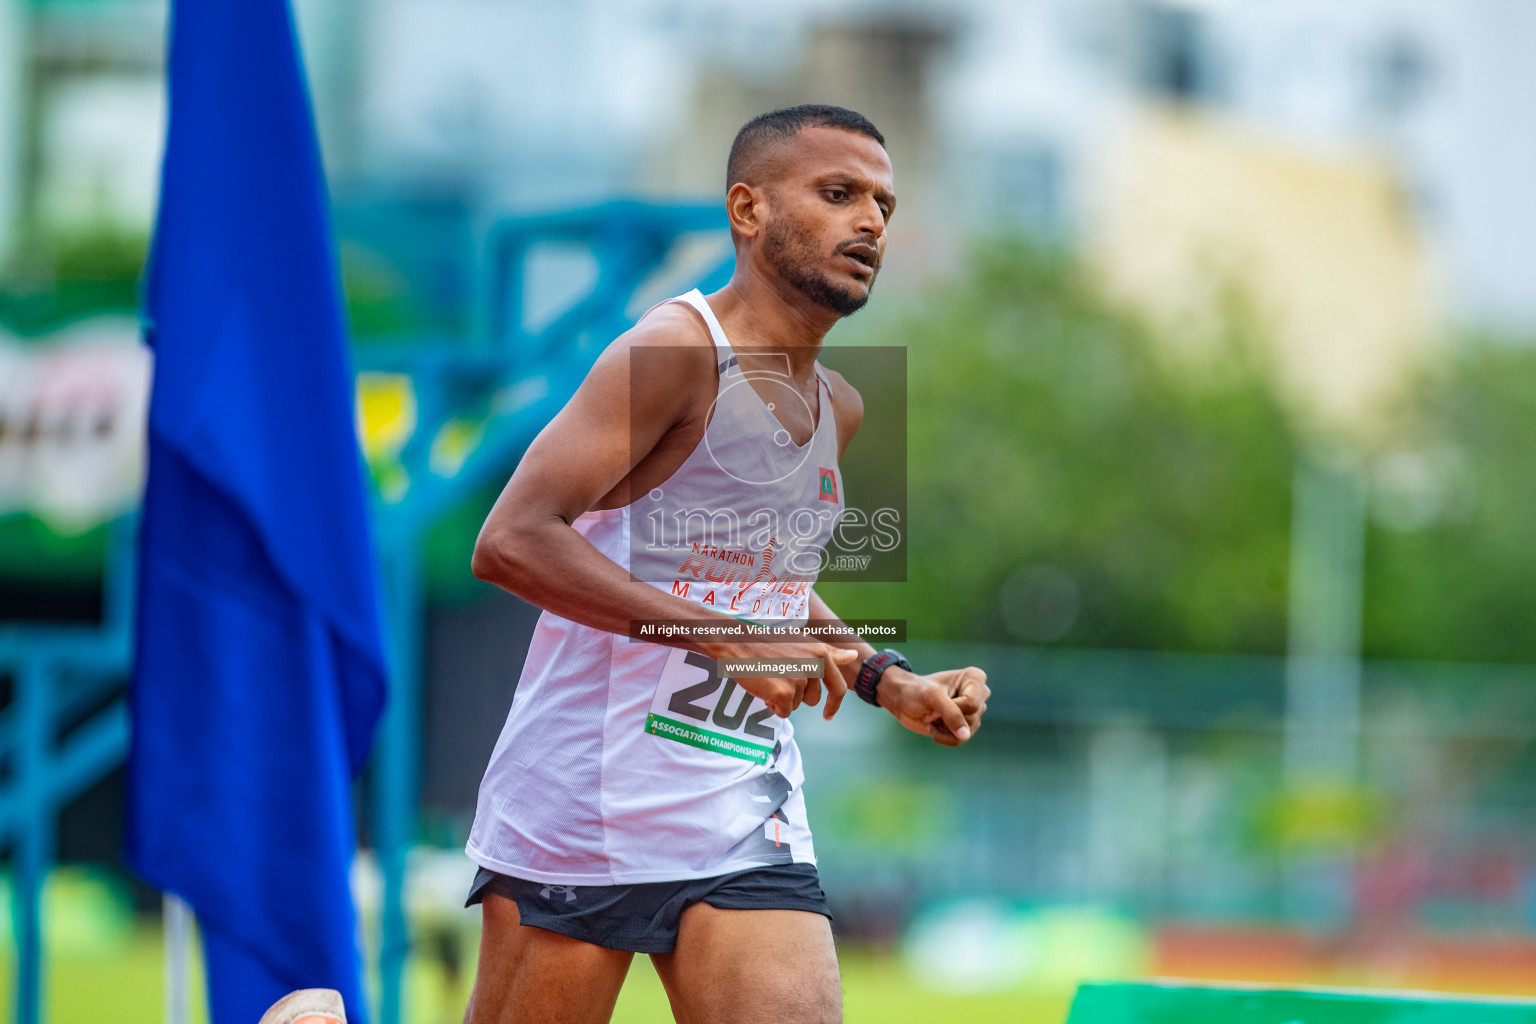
{"left": 819, "top": 468, "right": 837, "bottom": 502}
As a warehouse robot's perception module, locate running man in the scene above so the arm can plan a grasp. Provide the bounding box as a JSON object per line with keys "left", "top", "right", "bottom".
{"left": 464, "top": 104, "right": 989, "bottom": 1024}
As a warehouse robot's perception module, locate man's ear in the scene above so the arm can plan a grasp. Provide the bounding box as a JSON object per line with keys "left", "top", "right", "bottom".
{"left": 726, "top": 182, "right": 767, "bottom": 241}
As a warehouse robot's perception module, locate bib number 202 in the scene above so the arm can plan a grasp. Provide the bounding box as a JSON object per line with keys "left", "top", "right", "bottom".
{"left": 646, "top": 649, "right": 776, "bottom": 764}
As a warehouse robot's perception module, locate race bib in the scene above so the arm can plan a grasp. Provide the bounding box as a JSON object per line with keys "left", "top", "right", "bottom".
{"left": 646, "top": 647, "right": 777, "bottom": 764}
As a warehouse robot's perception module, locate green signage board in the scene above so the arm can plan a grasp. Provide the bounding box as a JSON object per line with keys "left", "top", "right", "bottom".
{"left": 1068, "top": 982, "right": 1536, "bottom": 1024}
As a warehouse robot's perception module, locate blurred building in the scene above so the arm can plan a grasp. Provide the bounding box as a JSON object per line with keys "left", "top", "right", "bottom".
{"left": 3, "top": 0, "right": 1535, "bottom": 335}
{"left": 0, "top": 0, "right": 163, "bottom": 260}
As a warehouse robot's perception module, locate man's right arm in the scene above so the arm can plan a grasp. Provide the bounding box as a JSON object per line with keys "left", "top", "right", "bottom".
{"left": 468, "top": 306, "right": 854, "bottom": 718}
{"left": 470, "top": 307, "right": 715, "bottom": 636}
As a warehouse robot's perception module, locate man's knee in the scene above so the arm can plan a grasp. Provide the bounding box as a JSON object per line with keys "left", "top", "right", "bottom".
{"left": 737, "top": 975, "right": 842, "bottom": 1024}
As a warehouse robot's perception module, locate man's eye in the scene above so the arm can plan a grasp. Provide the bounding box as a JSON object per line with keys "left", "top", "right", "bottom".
{"left": 824, "top": 189, "right": 848, "bottom": 202}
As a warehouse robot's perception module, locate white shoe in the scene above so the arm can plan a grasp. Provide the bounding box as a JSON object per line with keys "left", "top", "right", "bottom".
{"left": 256, "top": 988, "right": 346, "bottom": 1024}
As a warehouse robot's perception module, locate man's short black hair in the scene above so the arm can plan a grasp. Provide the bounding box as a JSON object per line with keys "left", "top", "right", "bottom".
{"left": 726, "top": 104, "right": 885, "bottom": 192}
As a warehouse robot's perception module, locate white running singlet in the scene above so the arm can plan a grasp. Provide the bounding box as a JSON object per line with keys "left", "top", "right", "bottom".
{"left": 466, "top": 289, "right": 847, "bottom": 884}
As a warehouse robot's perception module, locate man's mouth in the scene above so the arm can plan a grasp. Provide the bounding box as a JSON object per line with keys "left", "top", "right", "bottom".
{"left": 840, "top": 243, "right": 878, "bottom": 276}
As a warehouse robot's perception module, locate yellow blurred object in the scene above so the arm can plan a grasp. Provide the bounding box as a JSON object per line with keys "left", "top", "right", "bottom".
{"left": 1089, "top": 107, "right": 1436, "bottom": 449}
{"left": 1262, "top": 780, "right": 1382, "bottom": 853}
{"left": 355, "top": 372, "right": 417, "bottom": 466}
{"left": 429, "top": 418, "right": 486, "bottom": 479}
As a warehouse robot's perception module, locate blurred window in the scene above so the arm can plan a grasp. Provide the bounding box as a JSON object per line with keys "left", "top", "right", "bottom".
{"left": 1136, "top": 2, "right": 1217, "bottom": 105}
{"left": 987, "top": 143, "right": 1067, "bottom": 240}
{"left": 1367, "top": 32, "right": 1432, "bottom": 121}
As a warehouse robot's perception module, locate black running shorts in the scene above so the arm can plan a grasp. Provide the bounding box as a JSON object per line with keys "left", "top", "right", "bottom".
{"left": 464, "top": 862, "right": 831, "bottom": 953}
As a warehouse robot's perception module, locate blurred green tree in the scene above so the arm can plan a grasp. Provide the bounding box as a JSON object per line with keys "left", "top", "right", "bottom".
{"left": 1364, "top": 342, "right": 1536, "bottom": 663}
{"left": 820, "top": 239, "right": 1297, "bottom": 653}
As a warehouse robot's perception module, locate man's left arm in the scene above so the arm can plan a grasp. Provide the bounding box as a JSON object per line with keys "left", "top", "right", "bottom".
{"left": 807, "top": 589, "right": 989, "bottom": 747}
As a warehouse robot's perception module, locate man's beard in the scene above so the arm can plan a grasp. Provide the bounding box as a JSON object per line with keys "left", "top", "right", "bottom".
{"left": 761, "top": 215, "right": 874, "bottom": 317}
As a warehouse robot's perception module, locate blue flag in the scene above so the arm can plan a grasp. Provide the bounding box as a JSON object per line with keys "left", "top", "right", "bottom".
{"left": 126, "top": 2, "right": 386, "bottom": 1022}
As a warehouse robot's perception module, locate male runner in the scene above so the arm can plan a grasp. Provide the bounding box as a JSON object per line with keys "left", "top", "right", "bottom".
{"left": 464, "top": 104, "right": 989, "bottom": 1024}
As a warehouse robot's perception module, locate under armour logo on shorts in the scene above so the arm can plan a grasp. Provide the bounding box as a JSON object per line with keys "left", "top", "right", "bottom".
{"left": 540, "top": 884, "right": 578, "bottom": 903}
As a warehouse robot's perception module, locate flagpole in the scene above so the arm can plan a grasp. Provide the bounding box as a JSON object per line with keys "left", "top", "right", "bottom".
{"left": 375, "top": 538, "right": 422, "bottom": 1024}
{"left": 165, "top": 893, "right": 192, "bottom": 1024}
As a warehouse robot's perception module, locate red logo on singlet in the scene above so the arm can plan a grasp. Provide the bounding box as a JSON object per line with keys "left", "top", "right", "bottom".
{"left": 819, "top": 468, "right": 837, "bottom": 502}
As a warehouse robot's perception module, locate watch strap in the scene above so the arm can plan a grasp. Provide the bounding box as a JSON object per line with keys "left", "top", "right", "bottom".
{"left": 854, "top": 648, "right": 912, "bottom": 706}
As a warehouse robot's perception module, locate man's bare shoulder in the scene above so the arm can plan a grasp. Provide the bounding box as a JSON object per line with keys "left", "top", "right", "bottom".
{"left": 588, "top": 300, "right": 718, "bottom": 424}
{"left": 616, "top": 300, "right": 716, "bottom": 355}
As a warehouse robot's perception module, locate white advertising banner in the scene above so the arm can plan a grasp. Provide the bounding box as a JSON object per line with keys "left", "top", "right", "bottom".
{"left": 0, "top": 317, "right": 150, "bottom": 534}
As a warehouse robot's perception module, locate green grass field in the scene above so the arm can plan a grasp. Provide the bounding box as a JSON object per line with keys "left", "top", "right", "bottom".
{"left": 20, "top": 871, "right": 1536, "bottom": 1023}
{"left": 2, "top": 923, "right": 1075, "bottom": 1024}
{"left": 20, "top": 913, "right": 1536, "bottom": 1023}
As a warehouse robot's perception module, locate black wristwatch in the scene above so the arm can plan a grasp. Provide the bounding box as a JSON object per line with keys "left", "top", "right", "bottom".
{"left": 854, "top": 648, "right": 912, "bottom": 706}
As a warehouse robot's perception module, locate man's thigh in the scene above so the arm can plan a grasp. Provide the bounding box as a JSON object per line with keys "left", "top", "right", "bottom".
{"left": 650, "top": 905, "right": 841, "bottom": 1024}
{"left": 463, "top": 891, "right": 634, "bottom": 1024}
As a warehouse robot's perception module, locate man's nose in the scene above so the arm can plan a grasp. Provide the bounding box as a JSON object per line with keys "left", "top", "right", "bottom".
{"left": 851, "top": 196, "right": 885, "bottom": 237}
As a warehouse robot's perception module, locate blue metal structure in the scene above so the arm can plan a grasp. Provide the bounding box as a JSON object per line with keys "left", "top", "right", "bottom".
{"left": 355, "top": 200, "right": 731, "bottom": 1024}
{"left": 0, "top": 517, "right": 135, "bottom": 1024}
{"left": 0, "top": 200, "right": 728, "bottom": 1024}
